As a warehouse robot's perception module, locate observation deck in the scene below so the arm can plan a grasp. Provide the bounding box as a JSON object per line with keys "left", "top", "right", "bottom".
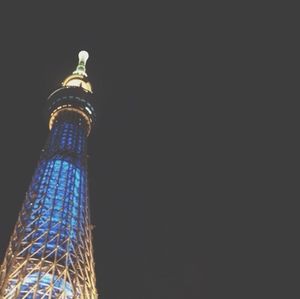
{"left": 45, "top": 51, "right": 97, "bottom": 136}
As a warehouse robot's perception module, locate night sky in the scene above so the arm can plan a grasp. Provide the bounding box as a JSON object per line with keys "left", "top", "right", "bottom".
{"left": 0, "top": 3, "right": 218, "bottom": 298}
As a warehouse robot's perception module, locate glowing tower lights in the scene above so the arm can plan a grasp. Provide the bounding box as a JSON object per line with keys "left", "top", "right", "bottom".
{"left": 0, "top": 51, "right": 98, "bottom": 298}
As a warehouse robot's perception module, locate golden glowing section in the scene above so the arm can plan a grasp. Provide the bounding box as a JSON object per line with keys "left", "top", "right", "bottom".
{"left": 62, "top": 75, "right": 92, "bottom": 93}
{"left": 49, "top": 106, "right": 92, "bottom": 136}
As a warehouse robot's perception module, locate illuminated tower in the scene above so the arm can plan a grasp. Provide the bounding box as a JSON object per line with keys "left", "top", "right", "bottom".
{"left": 0, "top": 51, "right": 98, "bottom": 298}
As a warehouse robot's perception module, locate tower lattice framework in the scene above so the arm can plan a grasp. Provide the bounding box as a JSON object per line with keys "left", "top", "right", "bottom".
{"left": 0, "top": 51, "right": 98, "bottom": 298}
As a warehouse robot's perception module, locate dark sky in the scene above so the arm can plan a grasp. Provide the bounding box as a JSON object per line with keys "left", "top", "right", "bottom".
{"left": 0, "top": 3, "right": 227, "bottom": 298}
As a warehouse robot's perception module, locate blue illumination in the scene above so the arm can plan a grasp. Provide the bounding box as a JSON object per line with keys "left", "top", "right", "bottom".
{"left": 26, "top": 158, "right": 85, "bottom": 259}
{"left": 47, "top": 120, "right": 86, "bottom": 155}
{"left": 17, "top": 272, "right": 74, "bottom": 298}
{"left": 21, "top": 119, "right": 88, "bottom": 261}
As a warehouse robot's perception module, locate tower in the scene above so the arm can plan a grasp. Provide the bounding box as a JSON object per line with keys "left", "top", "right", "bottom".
{"left": 0, "top": 51, "right": 98, "bottom": 298}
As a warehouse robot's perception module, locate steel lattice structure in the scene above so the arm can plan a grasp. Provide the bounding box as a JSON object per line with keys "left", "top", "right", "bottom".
{"left": 0, "top": 51, "right": 98, "bottom": 298}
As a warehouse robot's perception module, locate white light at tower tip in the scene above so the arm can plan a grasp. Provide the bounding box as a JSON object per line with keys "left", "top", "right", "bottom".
{"left": 78, "top": 50, "right": 89, "bottom": 65}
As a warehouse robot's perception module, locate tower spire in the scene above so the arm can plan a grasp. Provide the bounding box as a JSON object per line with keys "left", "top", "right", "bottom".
{"left": 62, "top": 50, "right": 93, "bottom": 93}
{"left": 73, "top": 50, "right": 89, "bottom": 77}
